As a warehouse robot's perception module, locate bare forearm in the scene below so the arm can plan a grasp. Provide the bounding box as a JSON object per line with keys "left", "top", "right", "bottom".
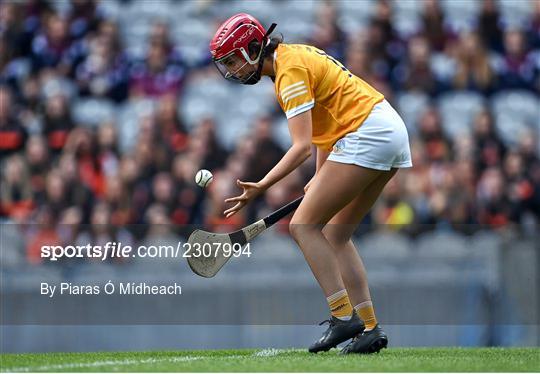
{"left": 259, "top": 144, "right": 312, "bottom": 189}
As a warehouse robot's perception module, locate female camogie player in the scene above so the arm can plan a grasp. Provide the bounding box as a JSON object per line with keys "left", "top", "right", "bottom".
{"left": 210, "top": 13, "right": 412, "bottom": 354}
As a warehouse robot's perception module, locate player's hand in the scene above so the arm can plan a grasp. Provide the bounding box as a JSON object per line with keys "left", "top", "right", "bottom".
{"left": 224, "top": 180, "right": 264, "bottom": 218}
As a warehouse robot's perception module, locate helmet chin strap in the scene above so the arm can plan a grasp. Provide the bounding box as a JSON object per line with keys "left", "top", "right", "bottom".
{"left": 242, "top": 23, "right": 277, "bottom": 85}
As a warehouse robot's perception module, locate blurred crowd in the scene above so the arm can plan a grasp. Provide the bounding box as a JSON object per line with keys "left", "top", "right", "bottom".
{"left": 1, "top": 0, "right": 539, "bottom": 264}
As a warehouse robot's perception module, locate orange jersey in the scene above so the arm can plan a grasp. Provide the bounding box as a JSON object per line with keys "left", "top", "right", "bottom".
{"left": 273, "top": 43, "right": 384, "bottom": 151}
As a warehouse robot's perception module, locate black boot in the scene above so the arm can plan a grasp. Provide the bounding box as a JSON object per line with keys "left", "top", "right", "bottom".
{"left": 308, "top": 312, "right": 364, "bottom": 353}
{"left": 340, "top": 324, "right": 388, "bottom": 354}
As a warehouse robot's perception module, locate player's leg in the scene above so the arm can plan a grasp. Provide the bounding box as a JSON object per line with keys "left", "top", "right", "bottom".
{"left": 298, "top": 99, "right": 412, "bottom": 353}
{"left": 323, "top": 169, "right": 397, "bottom": 315}
{"left": 322, "top": 169, "right": 397, "bottom": 354}
{"left": 289, "top": 162, "right": 382, "bottom": 295}
{"left": 289, "top": 161, "right": 386, "bottom": 352}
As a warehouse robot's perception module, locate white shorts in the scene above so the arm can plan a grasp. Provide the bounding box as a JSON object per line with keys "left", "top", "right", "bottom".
{"left": 327, "top": 100, "right": 413, "bottom": 171}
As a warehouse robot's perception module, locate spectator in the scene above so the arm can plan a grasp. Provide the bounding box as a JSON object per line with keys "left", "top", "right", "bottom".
{"left": 496, "top": 29, "right": 537, "bottom": 90}
{"left": 67, "top": 0, "right": 101, "bottom": 41}
{"left": 453, "top": 159, "right": 477, "bottom": 207}
{"left": 529, "top": 0, "right": 540, "bottom": 48}
{"left": 0, "top": 155, "right": 34, "bottom": 218}
{"left": 421, "top": 0, "right": 454, "bottom": 52}
{"left": 518, "top": 130, "right": 540, "bottom": 173}
{"left": 517, "top": 131, "right": 540, "bottom": 218}
{"left": 34, "top": 169, "right": 69, "bottom": 214}
{"left": 392, "top": 35, "right": 438, "bottom": 94}
{"left": 104, "top": 176, "right": 133, "bottom": 225}
{"left": 366, "top": 0, "right": 403, "bottom": 78}
{"left": 151, "top": 172, "right": 176, "bottom": 216}
{"left": 244, "top": 116, "right": 284, "bottom": 183}
{"left": 96, "top": 122, "right": 120, "bottom": 178}
{"left": 310, "top": 1, "right": 347, "bottom": 62}
{"left": 57, "top": 153, "right": 94, "bottom": 222}
{"left": 417, "top": 107, "right": 451, "bottom": 163}
{"left": 478, "top": 0, "right": 504, "bottom": 52}
{"left": 0, "top": 1, "right": 45, "bottom": 59}
{"left": 472, "top": 109, "right": 506, "bottom": 173}
{"left": 374, "top": 174, "right": 415, "bottom": 227}
{"left": 117, "top": 154, "right": 149, "bottom": 223}
{"left": 42, "top": 92, "right": 74, "bottom": 152}
{"left": 0, "top": 34, "right": 10, "bottom": 79}
{"left": 63, "top": 128, "right": 105, "bottom": 197}
{"left": 346, "top": 40, "right": 373, "bottom": 82}
{"left": 476, "top": 167, "right": 511, "bottom": 226}
{"left": 15, "top": 75, "right": 42, "bottom": 143}
{"left": 135, "top": 115, "right": 171, "bottom": 172}
{"left": 451, "top": 31, "right": 497, "bottom": 94}
{"left": 19, "top": 74, "right": 41, "bottom": 115}
{"left": 25, "top": 135, "right": 50, "bottom": 195}
{"left": 148, "top": 21, "right": 184, "bottom": 65}
{"left": 170, "top": 153, "right": 204, "bottom": 227}
{"left": 20, "top": 0, "right": 54, "bottom": 55}
{"left": 191, "top": 118, "right": 228, "bottom": 171}
{"left": 0, "top": 3, "right": 31, "bottom": 89}
{"left": 31, "top": 12, "right": 72, "bottom": 72}
{"left": 503, "top": 151, "right": 536, "bottom": 222}
{"left": 117, "top": 154, "right": 141, "bottom": 193}
{"left": 0, "top": 85, "right": 27, "bottom": 158}
{"left": 75, "top": 30, "right": 129, "bottom": 101}
{"left": 155, "top": 94, "right": 189, "bottom": 154}
{"left": 129, "top": 39, "right": 186, "bottom": 98}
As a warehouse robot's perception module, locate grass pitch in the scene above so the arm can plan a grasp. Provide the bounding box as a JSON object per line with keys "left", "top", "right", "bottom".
{"left": 1, "top": 348, "right": 538, "bottom": 372}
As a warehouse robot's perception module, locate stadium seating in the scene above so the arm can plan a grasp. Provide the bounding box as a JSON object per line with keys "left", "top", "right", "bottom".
{"left": 491, "top": 90, "right": 540, "bottom": 146}
{"left": 396, "top": 91, "right": 430, "bottom": 135}
{"left": 437, "top": 91, "right": 486, "bottom": 140}
{"left": 72, "top": 98, "right": 116, "bottom": 128}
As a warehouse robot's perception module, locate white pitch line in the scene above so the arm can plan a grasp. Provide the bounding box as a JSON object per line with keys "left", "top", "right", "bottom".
{"left": 253, "top": 348, "right": 304, "bottom": 357}
{"left": 5, "top": 356, "right": 202, "bottom": 372}
{"left": 254, "top": 348, "right": 283, "bottom": 357}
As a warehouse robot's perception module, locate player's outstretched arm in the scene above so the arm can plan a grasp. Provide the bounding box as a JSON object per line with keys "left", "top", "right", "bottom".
{"left": 223, "top": 110, "right": 313, "bottom": 217}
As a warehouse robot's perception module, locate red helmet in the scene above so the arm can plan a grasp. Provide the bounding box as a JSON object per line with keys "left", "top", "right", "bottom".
{"left": 210, "top": 13, "right": 275, "bottom": 84}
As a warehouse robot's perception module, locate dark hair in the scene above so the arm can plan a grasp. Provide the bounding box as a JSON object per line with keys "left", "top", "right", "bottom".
{"left": 265, "top": 35, "right": 283, "bottom": 55}
{"left": 247, "top": 34, "right": 283, "bottom": 60}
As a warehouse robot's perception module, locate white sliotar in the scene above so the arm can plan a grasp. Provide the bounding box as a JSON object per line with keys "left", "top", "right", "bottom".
{"left": 195, "top": 169, "right": 213, "bottom": 188}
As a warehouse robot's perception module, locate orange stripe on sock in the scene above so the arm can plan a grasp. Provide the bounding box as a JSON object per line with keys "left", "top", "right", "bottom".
{"left": 355, "top": 301, "right": 377, "bottom": 330}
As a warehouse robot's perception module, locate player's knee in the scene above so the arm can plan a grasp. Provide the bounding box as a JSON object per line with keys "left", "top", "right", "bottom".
{"left": 324, "top": 232, "right": 345, "bottom": 247}
{"left": 322, "top": 226, "right": 353, "bottom": 248}
{"left": 325, "top": 234, "right": 351, "bottom": 249}
{"left": 288, "top": 220, "right": 303, "bottom": 242}
{"left": 289, "top": 219, "right": 319, "bottom": 242}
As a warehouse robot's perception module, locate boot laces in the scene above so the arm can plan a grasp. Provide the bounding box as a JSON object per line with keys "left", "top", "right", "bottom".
{"left": 318, "top": 319, "right": 335, "bottom": 326}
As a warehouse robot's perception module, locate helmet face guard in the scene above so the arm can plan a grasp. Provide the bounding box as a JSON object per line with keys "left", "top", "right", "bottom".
{"left": 213, "top": 43, "right": 264, "bottom": 84}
